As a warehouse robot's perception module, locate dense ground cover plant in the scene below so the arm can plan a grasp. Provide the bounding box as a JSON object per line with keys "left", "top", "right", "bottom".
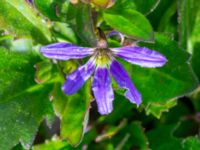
{"left": 0, "top": 0, "right": 200, "bottom": 149}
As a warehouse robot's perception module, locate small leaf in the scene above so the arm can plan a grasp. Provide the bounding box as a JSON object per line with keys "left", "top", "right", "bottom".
{"left": 34, "top": 61, "right": 53, "bottom": 84}
{"left": 145, "top": 99, "right": 177, "bottom": 119}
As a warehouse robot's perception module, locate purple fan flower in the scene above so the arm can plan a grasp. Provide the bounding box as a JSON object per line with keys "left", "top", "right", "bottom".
{"left": 41, "top": 41, "right": 167, "bottom": 115}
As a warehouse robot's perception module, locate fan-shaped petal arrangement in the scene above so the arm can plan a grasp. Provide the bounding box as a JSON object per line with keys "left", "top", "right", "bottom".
{"left": 41, "top": 42, "right": 167, "bottom": 115}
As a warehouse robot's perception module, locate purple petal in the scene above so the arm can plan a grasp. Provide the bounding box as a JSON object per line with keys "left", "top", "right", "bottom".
{"left": 62, "top": 58, "right": 95, "bottom": 95}
{"left": 41, "top": 42, "right": 94, "bottom": 60}
{"left": 107, "top": 30, "right": 125, "bottom": 39}
{"left": 26, "top": 0, "right": 33, "bottom": 4}
{"left": 92, "top": 67, "right": 114, "bottom": 115}
{"left": 110, "top": 60, "right": 141, "bottom": 105}
{"left": 112, "top": 46, "right": 167, "bottom": 68}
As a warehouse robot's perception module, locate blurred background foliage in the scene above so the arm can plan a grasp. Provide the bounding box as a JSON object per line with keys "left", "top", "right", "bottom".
{"left": 0, "top": 0, "right": 200, "bottom": 149}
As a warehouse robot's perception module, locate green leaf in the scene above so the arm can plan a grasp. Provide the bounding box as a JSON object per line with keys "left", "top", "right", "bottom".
{"left": 52, "top": 22, "right": 78, "bottom": 43}
{"left": 191, "top": 43, "right": 200, "bottom": 81}
{"left": 182, "top": 136, "right": 200, "bottom": 150}
{"left": 147, "top": 124, "right": 200, "bottom": 150}
{"left": 191, "top": 9, "right": 200, "bottom": 80}
{"left": 34, "top": 0, "right": 59, "bottom": 20}
{"left": 126, "top": 122, "right": 149, "bottom": 150}
{"left": 147, "top": 124, "right": 182, "bottom": 150}
{"left": 147, "top": 0, "right": 177, "bottom": 32}
{"left": 127, "top": 34, "right": 198, "bottom": 117}
{"left": 0, "top": 49, "right": 36, "bottom": 101}
{"left": 133, "top": 0, "right": 160, "bottom": 15}
{"left": 103, "top": 7, "right": 153, "bottom": 41}
{"left": 0, "top": 48, "right": 53, "bottom": 149}
{"left": 52, "top": 82, "right": 91, "bottom": 146}
{"left": 173, "top": 119, "right": 199, "bottom": 138}
{"left": 66, "top": 3, "right": 97, "bottom": 46}
{"left": 157, "top": 1, "right": 177, "bottom": 33}
{"left": 96, "top": 119, "right": 127, "bottom": 142}
{"left": 98, "top": 93, "right": 134, "bottom": 124}
{"left": 34, "top": 61, "right": 53, "bottom": 84}
{"left": 145, "top": 99, "right": 177, "bottom": 119}
{"left": 178, "top": 0, "right": 200, "bottom": 52}
{"left": 34, "top": 139, "right": 73, "bottom": 150}
{"left": 0, "top": 0, "right": 51, "bottom": 44}
{"left": 108, "top": 0, "right": 160, "bottom": 15}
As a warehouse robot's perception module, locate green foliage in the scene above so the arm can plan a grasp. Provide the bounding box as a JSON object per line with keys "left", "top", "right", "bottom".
{"left": 53, "top": 82, "right": 91, "bottom": 146}
{"left": 0, "top": 48, "right": 53, "bottom": 149}
{"left": 34, "top": 0, "right": 59, "bottom": 20}
{"left": 34, "top": 139, "right": 72, "bottom": 150}
{"left": 0, "top": 0, "right": 51, "bottom": 44}
{"left": 103, "top": 2, "right": 154, "bottom": 41}
{"left": 133, "top": 34, "right": 198, "bottom": 117}
{"left": 66, "top": 3, "right": 97, "bottom": 46}
{"left": 0, "top": 0, "right": 200, "bottom": 149}
{"left": 147, "top": 124, "right": 183, "bottom": 149}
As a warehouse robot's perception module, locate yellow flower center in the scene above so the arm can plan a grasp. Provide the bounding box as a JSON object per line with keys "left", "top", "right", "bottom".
{"left": 94, "top": 48, "right": 113, "bottom": 66}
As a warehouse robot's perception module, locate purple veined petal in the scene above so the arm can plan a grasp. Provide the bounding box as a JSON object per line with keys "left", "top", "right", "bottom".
{"left": 92, "top": 67, "right": 114, "bottom": 115}
{"left": 26, "top": 0, "right": 33, "bottom": 4}
{"left": 111, "top": 46, "right": 167, "bottom": 68}
{"left": 110, "top": 60, "right": 141, "bottom": 106}
{"left": 107, "top": 31, "right": 125, "bottom": 45}
{"left": 62, "top": 58, "right": 95, "bottom": 95}
{"left": 107, "top": 30, "right": 125, "bottom": 39}
{"left": 41, "top": 42, "right": 94, "bottom": 60}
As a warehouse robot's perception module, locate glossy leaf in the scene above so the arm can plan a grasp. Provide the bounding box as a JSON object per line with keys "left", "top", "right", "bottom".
{"left": 147, "top": 124, "right": 182, "bottom": 149}
{"left": 66, "top": 3, "right": 97, "bottom": 46}
{"left": 52, "top": 22, "right": 78, "bottom": 43}
{"left": 0, "top": 0, "right": 51, "bottom": 44}
{"left": 34, "top": 139, "right": 72, "bottom": 150}
{"left": 34, "top": 0, "right": 59, "bottom": 20}
{"left": 182, "top": 136, "right": 200, "bottom": 150}
{"left": 178, "top": 0, "right": 200, "bottom": 52}
{"left": 128, "top": 34, "right": 198, "bottom": 114}
{"left": 133, "top": 0, "right": 160, "bottom": 15}
{"left": 191, "top": 9, "right": 200, "bottom": 80}
{"left": 52, "top": 82, "right": 91, "bottom": 146}
{"left": 103, "top": 5, "right": 154, "bottom": 41}
{"left": 0, "top": 48, "right": 53, "bottom": 149}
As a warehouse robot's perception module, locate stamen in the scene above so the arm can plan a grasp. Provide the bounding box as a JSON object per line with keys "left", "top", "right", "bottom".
{"left": 93, "top": 48, "right": 113, "bottom": 66}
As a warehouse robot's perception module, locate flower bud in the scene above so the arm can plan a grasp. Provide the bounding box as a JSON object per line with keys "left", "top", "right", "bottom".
{"left": 70, "top": 0, "right": 79, "bottom": 4}
{"left": 82, "top": 0, "right": 115, "bottom": 9}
